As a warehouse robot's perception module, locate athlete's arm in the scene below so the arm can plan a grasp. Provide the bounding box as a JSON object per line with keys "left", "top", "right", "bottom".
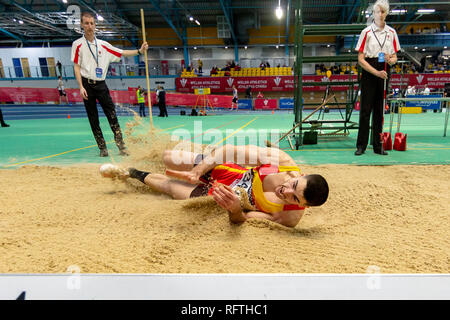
{"left": 166, "top": 144, "right": 297, "bottom": 184}
{"left": 212, "top": 184, "right": 303, "bottom": 227}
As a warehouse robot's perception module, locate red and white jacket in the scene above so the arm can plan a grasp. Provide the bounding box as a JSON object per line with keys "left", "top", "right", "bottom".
{"left": 355, "top": 23, "right": 401, "bottom": 58}
{"left": 71, "top": 36, "right": 123, "bottom": 80}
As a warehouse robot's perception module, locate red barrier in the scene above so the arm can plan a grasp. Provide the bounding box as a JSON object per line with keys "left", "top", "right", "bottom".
{"left": 0, "top": 87, "right": 233, "bottom": 108}
{"left": 175, "top": 73, "right": 450, "bottom": 93}
{"left": 254, "top": 98, "right": 277, "bottom": 109}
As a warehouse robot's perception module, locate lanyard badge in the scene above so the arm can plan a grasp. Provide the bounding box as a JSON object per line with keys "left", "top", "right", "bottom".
{"left": 86, "top": 37, "right": 103, "bottom": 79}
{"left": 372, "top": 27, "right": 387, "bottom": 63}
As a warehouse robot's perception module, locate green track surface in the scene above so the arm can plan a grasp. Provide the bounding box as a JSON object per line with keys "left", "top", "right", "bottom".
{"left": 1, "top": 111, "right": 449, "bottom": 168}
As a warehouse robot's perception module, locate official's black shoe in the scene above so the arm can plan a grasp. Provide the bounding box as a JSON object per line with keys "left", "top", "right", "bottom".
{"left": 354, "top": 148, "right": 364, "bottom": 156}
{"left": 1, "top": 123, "right": 10, "bottom": 127}
{"left": 100, "top": 149, "right": 109, "bottom": 157}
{"left": 374, "top": 149, "right": 388, "bottom": 155}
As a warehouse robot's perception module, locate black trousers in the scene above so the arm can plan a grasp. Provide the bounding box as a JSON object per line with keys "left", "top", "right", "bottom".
{"left": 139, "top": 103, "right": 146, "bottom": 117}
{"left": 0, "top": 107, "right": 6, "bottom": 124}
{"left": 357, "top": 58, "right": 390, "bottom": 152}
{"left": 158, "top": 101, "right": 168, "bottom": 117}
{"left": 82, "top": 77, "right": 125, "bottom": 151}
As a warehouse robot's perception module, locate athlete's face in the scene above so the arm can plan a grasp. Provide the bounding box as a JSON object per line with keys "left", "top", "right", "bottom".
{"left": 81, "top": 16, "right": 96, "bottom": 38}
{"left": 274, "top": 176, "right": 309, "bottom": 207}
{"left": 373, "top": 5, "right": 387, "bottom": 27}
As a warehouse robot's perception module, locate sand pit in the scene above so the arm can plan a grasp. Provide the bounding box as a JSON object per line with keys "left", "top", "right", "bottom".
{"left": 0, "top": 120, "right": 449, "bottom": 274}
{"left": 1, "top": 148, "right": 449, "bottom": 274}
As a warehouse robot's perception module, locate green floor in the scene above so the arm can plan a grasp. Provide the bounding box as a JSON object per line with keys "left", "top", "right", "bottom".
{"left": 1, "top": 110, "right": 449, "bottom": 168}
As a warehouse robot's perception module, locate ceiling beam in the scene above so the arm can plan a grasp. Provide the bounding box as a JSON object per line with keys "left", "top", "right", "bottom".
{"left": 285, "top": 0, "right": 291, "bottom": 45}
{"left": 147, "top": 0, "right": 183, "bottom": 41}
{"left": 0, "top": 27, "right": 23, "bottom": 41}
{"left": 5, "top": 0, "right": 72, "bottom": 36}
{"left": 76, "top": 0, "right": 137, "bottom": 46}
{"left": 218, "top": 0, "right": 237, "bottom": 44}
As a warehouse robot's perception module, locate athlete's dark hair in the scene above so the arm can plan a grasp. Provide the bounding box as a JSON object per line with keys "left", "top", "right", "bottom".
{"left": 303, "top": 174, "right": 329, "bottom": 207}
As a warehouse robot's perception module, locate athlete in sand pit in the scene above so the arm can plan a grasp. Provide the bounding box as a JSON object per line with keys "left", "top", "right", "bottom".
{"left": 101, "top": 145, "right": 329, "bottom": 227}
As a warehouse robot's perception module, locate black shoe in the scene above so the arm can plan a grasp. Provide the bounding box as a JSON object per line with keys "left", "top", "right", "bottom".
{"left": 354, "top": 148, "right": 364, "bottom": 156}
{"left": 374, "top": 149, "right": 388, "bottom": 155}
{"left": 100, "top": 149, "right": 109, "bottom": 157}
{"left": 1, "top": 123, "right": 9, "bottom": 127}
{"left": 119, "top": 148, "right": 129, "bottom": 156}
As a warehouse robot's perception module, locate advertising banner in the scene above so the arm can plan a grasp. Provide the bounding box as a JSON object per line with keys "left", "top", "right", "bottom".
{"left": 0, "top": 87, "right": 233, "bottom": 108}
{"left": 175, "top": 74, "right": 450, "bottom": 93}
{"left": 237, "top": 99, "right": 252, "bottom": 110}
{"left": 279, "top": 98, "right": 295, "bottom": 109}
{"left": 405, "top": 94, "right": 442, "bottom": 110}
{"left": 254, "top": 98, "right": 277, "bottom": 109}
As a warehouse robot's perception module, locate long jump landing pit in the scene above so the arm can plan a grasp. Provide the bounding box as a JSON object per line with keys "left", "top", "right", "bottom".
{"left": 0, "top": 142, "right": 448, "bottom": 274}
{"left": 0, "top": 111, "right": 449, "bottom": 274}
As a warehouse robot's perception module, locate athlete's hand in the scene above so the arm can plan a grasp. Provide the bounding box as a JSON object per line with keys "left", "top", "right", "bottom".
{"left": 139, "top": 42, "right": 148, "bottom": 54}
{"left": 165, "top": 169, "right": 200, "bottom": 184}
{"left": 212, "top": 184, "right": 241, "bottom": 214}
{"left": 377, "top": 70, "right": 388, "bottom": 80}
{"left": 80, "top": 87, "right": 88, "bottom": 100}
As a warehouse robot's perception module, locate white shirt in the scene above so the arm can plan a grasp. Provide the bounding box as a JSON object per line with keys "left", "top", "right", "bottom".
{"left": 423, "top": 87, "right": 430, "bottom": 95}
{"left": 58, "top": 79, "right": 64, "bottom": 90}
{"left": 71, "top": 36, "right": 123, "bottom": 80}
{"left": 355, "top": 23, "right": 401, "bottom": 58}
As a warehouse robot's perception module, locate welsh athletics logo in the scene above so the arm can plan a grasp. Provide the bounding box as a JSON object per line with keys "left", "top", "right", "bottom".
{"left": 274, "top": 77, "right": 282, "bottom": 86}
{"left": 416, "top": 74, "right": 424, "bottom": 84}
{"left": 227, "top": 78, "right": 234, "bottom": 87}
{"left": 180, "top": 78, "right": 188, "bottom": 87}
{"left": 264, "top": 99, "right": 269, "bottom": 106}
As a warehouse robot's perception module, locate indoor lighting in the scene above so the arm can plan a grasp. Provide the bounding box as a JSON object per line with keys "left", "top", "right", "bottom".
{"left": 444, "top": 46, "right": 447, "bottom": 49}
{"left": 417, "top": 9, "right": 435, "bottom": 14}
{"left": 244, "top": 46, "right": 248, "bottom": 49}
{"left": 327, "top": 44, "right": 331, "bottom": 48}
{"left": 275, "top": 6, "right": 283, "bottom": 19}
{"left": 422, "top": 48, "right": 426, "bottom": 51}
{"left": 275, "top": 0, "right": 283, "bottom": 19}
{"left": 193, "top": 47, "right": 197, "bottom": 50}
{"left": 195, "top": 19, "right": 200, "bottom": 25}
{"left": 97, "top": 14, "right": 104, "bottom": 21}
{"left": 189, "top": 16, "right": 194, "bottom": 21}
{"left": 225, "top": 46, "right": 228, "bottom": 49}
{"left": 62, "top": 0, "right": 68, "bottom": 3}
{"left": 18, "top": 20, "right": 23, "bottom": 24}
{"left": 414, "top": 46, "right": 418, "bottom": 49}
{"left": 276, "top": 45, "right": 279, "bottom": 49}
{"left": 174, "top": 47, "right": 178, "bottom": 50}
{"left": 391, "top": 9, "right": 407, "bottom": 14}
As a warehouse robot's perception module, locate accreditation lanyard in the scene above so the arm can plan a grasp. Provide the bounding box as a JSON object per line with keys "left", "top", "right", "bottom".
{"left": 85, "top": 37, "right": 99, "bottom": 66}
{"left": 371, "top": 26, "right": 387, "bottom": 52}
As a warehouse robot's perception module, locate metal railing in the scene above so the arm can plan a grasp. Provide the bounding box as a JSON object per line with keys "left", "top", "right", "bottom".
{"left": 0, "top": 64, "right": 182, "bottom": 79}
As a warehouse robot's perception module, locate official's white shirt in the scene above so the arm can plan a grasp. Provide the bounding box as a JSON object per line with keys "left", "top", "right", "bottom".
{"left": 58, "top": 79, "right": 64, "bottom": 90}
{"left": 355, "top": 23, "right": 401, "bottom": 58}
{"left": 71, "top": 36, "right": 123, "bottom": 80}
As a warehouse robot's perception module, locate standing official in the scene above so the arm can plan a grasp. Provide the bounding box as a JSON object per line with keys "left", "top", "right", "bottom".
{"left": 354, "top": 0, "right": 400, "bottom": 156}
{"left": 0, "top": 107, "right": 9, "bottom": 127}
{"left": 156, "top": 85, "right": 168, "bottom": 117}
{"left": 137, "top": 85, "right": 146, "bottom": 117}
{"left": 71, "top": 12, "right": 148, "bottom": 157}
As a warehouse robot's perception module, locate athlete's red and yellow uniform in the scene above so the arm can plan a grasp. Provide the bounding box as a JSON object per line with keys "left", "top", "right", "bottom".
{"left": 201, "top": 163, "right": 305, "bottom": 213}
